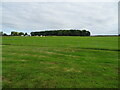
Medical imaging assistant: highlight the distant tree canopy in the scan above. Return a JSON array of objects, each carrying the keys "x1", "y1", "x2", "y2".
[
  {"x1": 0, "y1": 31, "x2": 8, "y2": 36},
  {"x1": 11, "y1": 31, "x2": 19, "y2": 36},
  {"x1": 19, "y1": 32, "x2": 24, "y2": 36},
  {"x1": 11, "y1": 31, "x2": 28, "y2": 36},
  {"x1": 0, "y1": 32, "x2": 3, "y2": 36},
  {"x1": 30, "y1": 29, "x2": 91, "y2": 36},
  {"x1": 24, "y1": 33, "x2": 28, "y2": 36}
]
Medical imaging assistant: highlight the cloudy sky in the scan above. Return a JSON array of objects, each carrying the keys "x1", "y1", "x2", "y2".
[{"x1": 1, "y1": 2, "x2": 118, "y2": 35}]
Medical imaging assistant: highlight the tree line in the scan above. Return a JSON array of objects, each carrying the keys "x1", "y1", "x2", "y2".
[
  {"x1": 0, "y1": 31, "x2": 28, "y2": 36},
  {"x1": 31, "y1": 29, "x2": 91, "y2": 36},
  {"x1": 0, "y1": 29, "x2": 91, "y2": 36}
]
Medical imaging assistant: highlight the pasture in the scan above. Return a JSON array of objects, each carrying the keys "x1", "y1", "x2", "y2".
[{"x1": 2, "y1": 36, "x2": 119, "y2": 88}]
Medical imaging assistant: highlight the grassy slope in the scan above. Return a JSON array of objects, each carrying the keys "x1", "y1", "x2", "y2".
[{"x1": 2, "y1": 36, "x2": 118, "y2": 88}]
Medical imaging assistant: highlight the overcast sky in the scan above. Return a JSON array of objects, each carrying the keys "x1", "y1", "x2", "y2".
[{"x1": 1, "y1": 2, "x2": 118, "y2": 35}]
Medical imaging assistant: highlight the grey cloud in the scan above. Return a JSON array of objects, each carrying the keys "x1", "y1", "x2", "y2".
[{"x1": 1, "y1": 2, "x2": 118, "y2": 35}]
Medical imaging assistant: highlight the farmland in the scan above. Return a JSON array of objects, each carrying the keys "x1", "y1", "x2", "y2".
[{"x1": 2, "y1": 36, "x2": 119, "y2": 88}]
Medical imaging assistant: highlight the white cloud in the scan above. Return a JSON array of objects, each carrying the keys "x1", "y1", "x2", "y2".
[{"x1": 1, "y1": 2, "x2": 118, "y2": 35}]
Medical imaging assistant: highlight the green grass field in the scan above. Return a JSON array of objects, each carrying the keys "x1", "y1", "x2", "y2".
[{"x1": 2, "y1": 36, "x2": 119, "y2": 88}]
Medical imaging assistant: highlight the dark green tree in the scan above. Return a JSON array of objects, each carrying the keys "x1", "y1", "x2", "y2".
[
  {"x1": 30, "y1": 29, "x2": 91, "y2": 36},
  {"x1": 24, "y1": 33, "x2": 28, "y2": 36},
  {"x1": 19, "y1": 32, "x2": 24, "y2": 36},
  {"x1": 0, "y1": 32, "x2": 3, "y2": 36},
  {"x1": 11, "y1": 31, "x2": 19, "y2": 36}
]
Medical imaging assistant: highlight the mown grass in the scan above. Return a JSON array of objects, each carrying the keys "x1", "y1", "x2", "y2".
[{"x1": 2, "y1": 36, "x2": 119, "y2": 88}]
